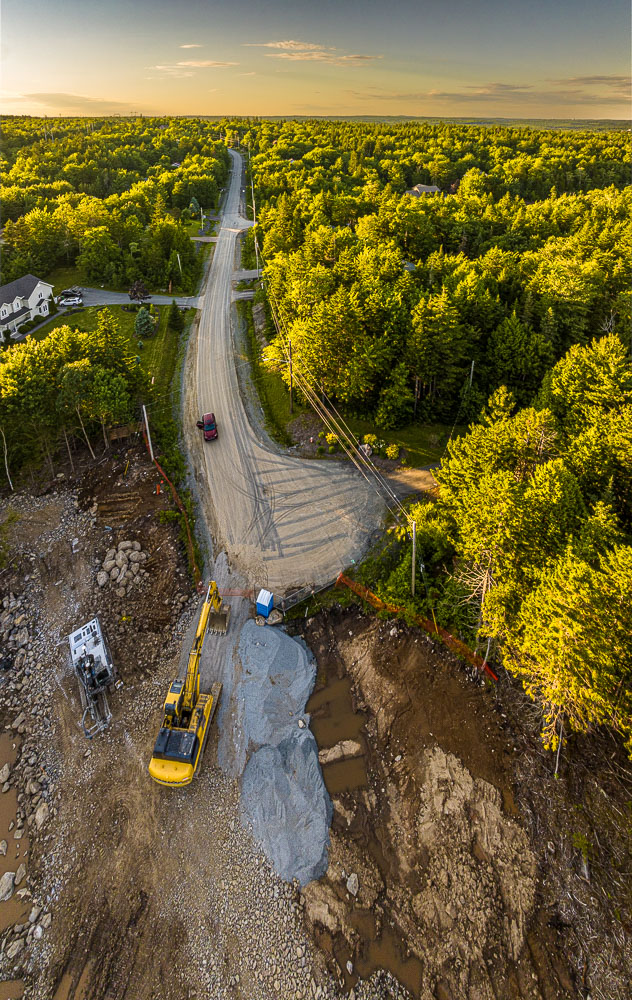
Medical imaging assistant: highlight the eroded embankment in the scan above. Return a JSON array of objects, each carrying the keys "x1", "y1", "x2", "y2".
[{"x1": 299, "y1": 607, "x2": 632, "y2": 1000}]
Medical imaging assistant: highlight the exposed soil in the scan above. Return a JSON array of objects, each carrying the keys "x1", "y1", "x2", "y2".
[
  {"x1": 1, "y1": 447, "x2": 630, "y2": 1000},
  {"x1": 0, "y1": 451, "x2": 403, "y2": 1000},
  {"x1": 302, "y1": 609, "x2": 632, "y2": 1000}
]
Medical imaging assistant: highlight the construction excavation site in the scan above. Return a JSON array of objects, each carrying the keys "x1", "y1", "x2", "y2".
[
  {"x1": 0, "y1": 439, "x2": 630, "y2": 1000},
  {"x1": 0, "y1": 153, "x2": 631, "y2": 1000}
]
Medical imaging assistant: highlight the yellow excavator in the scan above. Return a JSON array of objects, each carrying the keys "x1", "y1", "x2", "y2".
[{"x1": 148, "y1": 582, "x2": 228, "y2": 787}]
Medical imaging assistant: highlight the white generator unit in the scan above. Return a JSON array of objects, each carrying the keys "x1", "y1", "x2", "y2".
[{"x1": 68, "y1": 617, "x2": 122, "y2": 738}]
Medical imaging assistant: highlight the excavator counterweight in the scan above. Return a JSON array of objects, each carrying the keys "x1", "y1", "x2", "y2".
[{"x1": 148, "y1": 582, "x2": 225, "y2": 786}]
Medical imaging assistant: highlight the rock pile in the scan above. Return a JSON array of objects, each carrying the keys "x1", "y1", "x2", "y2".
[
  {"x1": 0, "y1": 591, "x2": 55, "y2": 972},
  {"x1": 96, "y1": 540, "x2": 149, "y2": 597}
]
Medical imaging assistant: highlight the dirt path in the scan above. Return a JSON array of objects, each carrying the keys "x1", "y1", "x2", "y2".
[{"x1": 182, "y1": 149, "x2": 387, "y2": 596}]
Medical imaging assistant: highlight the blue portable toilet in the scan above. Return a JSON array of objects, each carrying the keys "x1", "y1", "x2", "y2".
[{"x1": 256, "y1": 588, "x2": 273, "y2": 618}]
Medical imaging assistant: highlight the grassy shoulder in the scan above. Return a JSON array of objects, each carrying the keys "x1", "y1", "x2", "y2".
[{"x1": 237, "y1": 299, "x2": 308, "y2": 447}]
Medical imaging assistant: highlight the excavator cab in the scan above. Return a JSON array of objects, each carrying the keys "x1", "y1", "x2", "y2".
[{"x1": 163, "y1": 679, "x2": 185, "y2": 720}]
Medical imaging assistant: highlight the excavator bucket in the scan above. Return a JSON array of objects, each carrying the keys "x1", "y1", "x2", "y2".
[{"x1": 208, "y1": 602, "x2": 230, "y2": 635}]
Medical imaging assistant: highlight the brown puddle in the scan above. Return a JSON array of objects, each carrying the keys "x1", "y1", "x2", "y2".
[
  {"x1": 0, "y1": 983, "x2": 24, "y2": 1000},
  {"x1": 308, "y1": 674, "x2": 368, "y2": 795},
  {"x1": 0, "y1": 733, "x2": 30, "y2": 935},
  {"x1": 307, "y1": 654, "x2": 423, "y2": 995},
  {"x1": 52, "y1": 960, "x2": 95, "y2": 1000}
]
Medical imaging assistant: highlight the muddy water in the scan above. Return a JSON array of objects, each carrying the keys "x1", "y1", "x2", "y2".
[
  {"x1": 308, "y1": 675, "x2": 367, "y2": 793},
  {"x1": 0, "y1": 984, "x2": 24, "y2": 1000},
  {"x1": 0, "y1": 732, "x2": 29, "y2": 937},
  {"x1": 307, "y1": 657, "x2": 424, "y2": 996},
  {"x1": 52, "y1": 961, "x2": 94, "y2": 1000}
]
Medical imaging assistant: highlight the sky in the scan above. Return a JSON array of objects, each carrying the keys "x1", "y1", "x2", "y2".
[{"x1": 1, "y1": 0, "x2": 630, "y2": 119}]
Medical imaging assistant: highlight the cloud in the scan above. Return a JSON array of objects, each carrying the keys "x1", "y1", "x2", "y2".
[
  {"x1": 23, "y1": 92, "x2": 136, "y2": 114},
  {"x1": 180, "y1": 44, "x2": 202, "y2": 49},
  {"x1": 272, "y1": 52, "x2": 379, "y2": 64},
  {"x1": 552, "y1": 74, "x2": 631, "y2": 87},
  {"x1": 351, "y1": 78, "x2": 631, "y2": 109},
  {"x1": 243, "y1": 40, "x2": 327, "y2": 51},
  {"x1": 550, "y1": 75, "x2": 631, "y2": 97},
  {"x1": 244, "y1": 38, "x2": 380, "y2": 66},
  {"x1": 176, "y1": 60, "x2": 237, "y2": 67},
  {"x1": 151, "y1": 60, "x2": 238, "y2": 77},
  {"x1": 238, "y1": 72, "x2": 256, "y2": 77}
]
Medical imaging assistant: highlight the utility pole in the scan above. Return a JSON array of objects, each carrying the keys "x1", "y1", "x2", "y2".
[
  {"x1": 142, "y1": 405, "x2": 154, "y2": 462},
  {"x1": 411, "y1": 521, "x2": 416, "y2": 597},
  {"x1": 413, "y1": 376, "x2": 420, "y2": 418},
  {"x1": 469, "y1": 360, "x2": 475, "y2": 387},
  {"x1": 288, "y1": 339, "x2": 294, "y2": 414},
  {"x1": 176, "y1": 252, "x2": 183, "y2": 276}
]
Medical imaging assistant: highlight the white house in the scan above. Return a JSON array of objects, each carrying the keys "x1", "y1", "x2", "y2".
[{"x1": 0, "y1": 274, "x2": 54, "y2": 338}]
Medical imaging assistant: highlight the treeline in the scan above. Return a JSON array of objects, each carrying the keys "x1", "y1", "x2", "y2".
[
  {"x1": 245, "y1": 120, "x2": 631, "y2": 425},
  {"x1": 0, "y1": 117, "x2": 230, "y2": 292},
  {"x1": 0, "y1": 310, "x2": 144, "y2": 480},
  {"x1": 371, "y1": 334, "x2": 632, "y2": 755}
]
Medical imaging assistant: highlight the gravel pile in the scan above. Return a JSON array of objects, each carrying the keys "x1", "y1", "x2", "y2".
[{"x1": 235, "y1": 622, "x2": 332, "y2": 886}]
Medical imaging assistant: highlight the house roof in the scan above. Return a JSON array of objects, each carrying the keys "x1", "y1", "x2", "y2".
[
  {"x1": 407, "y1": 184, "x2": 441, "y2": 195},
  {"x1": 0, "y1": 274, "x2": 53, "y2": 306},
  {"x1": 0, "y1": 304, "x2": 30, "y2": 325}
]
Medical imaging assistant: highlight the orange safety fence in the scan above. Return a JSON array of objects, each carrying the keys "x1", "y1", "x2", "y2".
[
  {"x1": 336, "y1": 573, "x2": 498, "y2": 681},
  {"x1": 141, "y1": 426, "x2": 204, "y2": 593}
]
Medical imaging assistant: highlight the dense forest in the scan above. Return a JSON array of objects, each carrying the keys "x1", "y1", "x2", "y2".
[
  {"x1": 1, "y1": 114, "x2": 631, "y2": 755},
  {"x1": 245, "y1": 120, "x2": 630, "y2": 425},
  {"x1": 244, "y1": 119, "x2": 632, "y2": 754},
  {"x1": 0, "y1": 117, "x2": 229, "y2": 292}
]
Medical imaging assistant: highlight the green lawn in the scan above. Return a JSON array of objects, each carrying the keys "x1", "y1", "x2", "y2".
[
  {"x1": 343, "y1": 417, "x2": 463, "y2": 467},
  {"x1": 44, "y1": 264, "x2": 178, "y2": 298},
  {"x1": 29, "y1": 304, "x2": 192, "y2": 392}
]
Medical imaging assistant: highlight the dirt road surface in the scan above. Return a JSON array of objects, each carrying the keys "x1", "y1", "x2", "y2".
[{"x1": 183, "y1": 149, "x2": 389, "y2": 596}]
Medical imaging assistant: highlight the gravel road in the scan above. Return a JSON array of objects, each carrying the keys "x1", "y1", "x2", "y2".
[{"x1": 186, "y1": 149, "x2": 385, "y2": 596}]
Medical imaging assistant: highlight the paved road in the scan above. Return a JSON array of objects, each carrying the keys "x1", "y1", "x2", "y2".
[
  {"x1": 185, "y1": 150, "x2": 387, "y2": 596},
  {"x1": 79, "y1": 288, "x2": 201, "y2": 308}
]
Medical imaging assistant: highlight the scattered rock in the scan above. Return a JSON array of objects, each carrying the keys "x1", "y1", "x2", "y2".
[
  {"x1": 6, "y1": 938, "x2": 24, "y2": 959},
  {"x1": 0, "y1": 871, "x2": 15, "y2": 902},
  {"x1": 15, "y1": 863, "x2": 26, "y2": 886},
  {"x1": 34, "y1": 801, "x2": 49, "y2": 831},
  {"x1": 97, "y1": 571, "x2": 109, "y2": 588},
  {"x1": 346, "y1": 873, "x2": 359, "y2": 897},
  {"x1": 318, "y1": 741, "x2": 362, "y2": 766},
  {"x1": 0, "y1": 840, "x2": 7, "y2": 856},
  {"x1": 0, "y1": 762, "x2": 10, "y2": 783}
]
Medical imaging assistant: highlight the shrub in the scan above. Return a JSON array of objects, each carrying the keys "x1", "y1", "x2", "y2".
[
  {"x1": 318, "y1": 430, "x2": 325, "y2": 439},
  {"x1": 135, "y1": 307, "x2": 155, "y2": 339},
  {"x1": 328, "y1": 445, "x2": 336, "y2": 454},
  {"x1": 316, "y1": 445, "x2": 324, "y2": 456},
  {"x1": 325, "y1": 432, "x2": 337, "y2": 447},
  {"x1": 363, "y1": 433, "x2": 378, "y2": 447},
  {"x1": 385, "y1": 443, "x2": 400, "y2": 460}
]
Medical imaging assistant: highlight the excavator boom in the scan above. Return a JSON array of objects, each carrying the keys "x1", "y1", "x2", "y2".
[{"x1": 148, "y1": 581, "x2": 226, "y2": 787}]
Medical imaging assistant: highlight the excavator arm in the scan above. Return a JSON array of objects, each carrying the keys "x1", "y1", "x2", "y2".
[{"x1": 182, "y1": 582, "x2": 229, "y2": 710}]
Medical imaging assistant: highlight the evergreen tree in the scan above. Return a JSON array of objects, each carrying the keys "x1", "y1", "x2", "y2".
[{"x1": 135, "y1": 307, "x2": 155, "y2": 339}]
